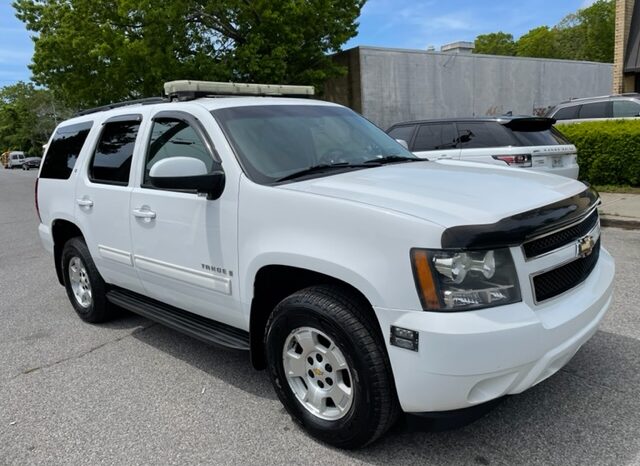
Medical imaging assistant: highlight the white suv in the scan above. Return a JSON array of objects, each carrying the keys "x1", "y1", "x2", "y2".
[
  {"x1": 36, "y1": 81, "x2": 614, "y2": 449},
  {"x1": 387, "y1": 117, "x2": 579, "y2": 179}
]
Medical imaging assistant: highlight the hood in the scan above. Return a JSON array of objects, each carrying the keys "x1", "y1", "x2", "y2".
[{"x1": 281, "y1": 160, "x2": 588, "y2": 228}]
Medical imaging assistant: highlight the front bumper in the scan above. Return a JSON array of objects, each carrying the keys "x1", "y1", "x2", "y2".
[{"x1": 374, "y1": 247, "x2": 615, "y2": 413}]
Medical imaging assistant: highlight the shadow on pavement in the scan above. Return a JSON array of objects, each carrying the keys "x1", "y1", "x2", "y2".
[{"x1": 130, "y1": 324, "x2": 640, "y2": 464}]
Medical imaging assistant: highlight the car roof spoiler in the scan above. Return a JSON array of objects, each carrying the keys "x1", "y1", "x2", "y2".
[{"x1": 500, "y1": 117, "x2": 557, "y2": 131}]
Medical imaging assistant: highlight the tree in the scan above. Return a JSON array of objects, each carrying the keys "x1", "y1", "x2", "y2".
[
  {"x1": 472, "y1": 0, "x2": 614, "y2": 62},
  {"x1": 516, "y1": 26, "x2": 559, "y2": 59},
  {"x1": 474, "y1": 32, "x2": 516, "y2": 56},
  {"x1": 557, "y1": 0, "x2": 615, "y2": 62},
  {"x1": 0, "y1": 82, "x2": 68, "y2": 156},
  {"x1": 13, "y1": 0, "x2": 365, "y2": 109}
]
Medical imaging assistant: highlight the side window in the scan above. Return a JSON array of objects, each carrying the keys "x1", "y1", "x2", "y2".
[
  {"x1": 40, "y1": 121, "x2": 93, "y2": 180},
  {"x1": 143, "y1": 118, "x2": 213, "y2": 186},
  {"x1": 89, "y1": 120, "x2": 141, "y2": 185},
  {"x1": 387, "y1": 125, "x2": 416, "y2": 145},
  {"x1": 456, "y1": 122, "x2": 515, "y2": 149},
  {"x1": 413, "y1": 123, "x2": 457, "y2": 151},
  {"x1": 578, "y1": 102, "x2": 610, "y2": 119},
  {"x1": 552, "y1": 105, "x2": 579, "y2": 120},
  {"x1": 613, "y1": 100, "x2": 640, "y2": 118}
]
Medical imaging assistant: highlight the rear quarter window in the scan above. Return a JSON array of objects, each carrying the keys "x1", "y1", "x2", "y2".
[{"x1": 40, "y1": 121, "x2": 93, "y2": 180}]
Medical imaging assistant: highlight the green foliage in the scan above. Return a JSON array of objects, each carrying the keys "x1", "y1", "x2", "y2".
[
  {"x1": 556, "y1": 0, "x2": 615, "y2": 63},
  {"x1": 558, "y1": 120, "x2": 640, "y2": 187},
  {"x1": 474, "y1": 32, "x2": 516, "y2": 56},
  {"x1": 0, "y1": 82, "x2": 69, "y2": 157},
  {"x1": 13, "y1": 0, "x2": 365, "y2": 109},
  {"x1": 473, "y1": 0, "x2": 614, "y2": 62},
  {"x1": 516, "y1": 26, "x2": 559, "y2": 58}
]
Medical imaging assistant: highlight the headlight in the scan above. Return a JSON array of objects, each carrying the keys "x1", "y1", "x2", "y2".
[{"x1": 410, "y1": 248, "x2": 521, "y2": 311}]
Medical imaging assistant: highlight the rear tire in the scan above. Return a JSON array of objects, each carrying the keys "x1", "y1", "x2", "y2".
[
  {"x1": 61, "y1": 237, "x2": 116, "y2": 323},
  {"x1": 22, "y1": 164, "x2": 28, "y2": 170},
  {"x1": 265, "y1": 285, "x2": 398, "y2": 449}
]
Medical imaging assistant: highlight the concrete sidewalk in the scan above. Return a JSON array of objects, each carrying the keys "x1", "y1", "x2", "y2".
[{"x1": 599, "y1": 192, "x2": 640, "y2": 229}]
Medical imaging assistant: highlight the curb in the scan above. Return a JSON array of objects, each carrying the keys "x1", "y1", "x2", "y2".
[{"x1": 600, "y1": 215, "x2": 640, "y2": 230}]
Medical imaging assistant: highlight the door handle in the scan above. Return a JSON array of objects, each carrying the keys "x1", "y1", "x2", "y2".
[
  {"x1": 132, "y1": 208, "x2": 156, "y2": 219},
  {"x1": 76, "y1": 198, "x2": 94, "y2": 207}
]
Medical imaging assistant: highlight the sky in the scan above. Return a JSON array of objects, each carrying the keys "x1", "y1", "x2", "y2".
[{"x1": 0, "y1": 0, "x2": 598, "y2": 87}]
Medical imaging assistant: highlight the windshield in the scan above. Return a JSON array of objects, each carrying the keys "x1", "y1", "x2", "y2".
[{"x1": 212, "y1": 105, "x2": 416, "y2": 184}]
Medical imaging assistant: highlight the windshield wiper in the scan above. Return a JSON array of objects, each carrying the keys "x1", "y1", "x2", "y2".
[
  {"x1": 363, "y1": 155, "x2": 423, "y2": 165},
  {"x1": 275, "y1": 163, "x2": 366, "y2": 182}
]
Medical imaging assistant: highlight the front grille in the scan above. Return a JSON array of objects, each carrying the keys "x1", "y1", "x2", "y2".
[
  {"x1": 523, "y1": 209, "x2": 599, "y2": 258},
  {"x1": 532, "y1": 239, "x2": 601, "y2": 302}
]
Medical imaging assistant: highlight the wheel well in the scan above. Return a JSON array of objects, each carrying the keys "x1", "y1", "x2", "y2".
[
  {"x1": 249, "y1": 265, "x2": 379, "y2": 370},
  {"x1": 52, "y1": 220, "x2": 84, "y2": 285}
]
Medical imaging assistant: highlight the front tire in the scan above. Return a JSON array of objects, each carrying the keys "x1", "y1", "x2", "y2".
[
  {"x1": 22, "y1": 164, "x2": 29, "y2": 170},
  {"x1": 265, "y1": 285, "x2": 398, "y2": 449},
  {"x1": 61, "y1": 237, "x2": 115, "y2": 323}
]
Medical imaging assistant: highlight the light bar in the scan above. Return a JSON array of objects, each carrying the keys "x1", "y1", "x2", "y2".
[{"x1": 164, "y1": 80, "x2": 315, "y2": 99}]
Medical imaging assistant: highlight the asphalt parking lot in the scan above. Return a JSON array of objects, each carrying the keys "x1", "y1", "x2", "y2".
[{"x1": 1, "y1": 168, "x2": 639, "y2": 465}]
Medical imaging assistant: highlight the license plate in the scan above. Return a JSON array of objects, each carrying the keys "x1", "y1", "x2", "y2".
[{"x1": 552, "y1": 156, "x2": 564, "y2": 168}]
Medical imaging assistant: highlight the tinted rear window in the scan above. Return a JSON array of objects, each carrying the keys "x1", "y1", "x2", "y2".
[
  {"x1": 40, "y1": 121, "x2": 93, "y2": 180},
  {"x1": 387, "y1": 125, "x2": 416, "y2": 144},
  {"x1": 511, "y1": 127, "x2": 571, "y2": 146},
  {"x1": 89, "y1": 120, "x2": 141, "y2": 185},
  {"x1": 552, "y1": 105, "x2": 579, "y2": 120},
  {"x1": 457, "y1": 122, "x2": 516, "y2": 148}
]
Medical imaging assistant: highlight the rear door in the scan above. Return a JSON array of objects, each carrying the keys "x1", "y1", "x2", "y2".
[
  {"x1": 577, "y1": 101, "x2": 612, "y2": 121},
  {"x1": 411, "y1": 123, "x2": 460, "y2": 160},
  {"x1": 455, "y1": 122, "x2": 520, "y2": 166},
  {"x1": 74, "y1": 114, "x2": 145, "y2": 294}
]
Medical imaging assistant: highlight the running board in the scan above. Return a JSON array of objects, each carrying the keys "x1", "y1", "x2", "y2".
[{"x1": 106, "y1": 289, "x2": 250, "y2": 351}]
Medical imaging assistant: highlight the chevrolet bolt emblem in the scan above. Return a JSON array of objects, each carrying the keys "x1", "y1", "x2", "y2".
[
  {"x1": 577, "y1": 234, "x2": 595, "y2": 257},
  {"x1": 313, "y1": 368, "x2": 324, "y2": 377}
]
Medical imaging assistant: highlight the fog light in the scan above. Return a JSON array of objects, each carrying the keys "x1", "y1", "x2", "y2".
[{"x1": 390, "y1": 326, "x2": 419, "y2": 352}]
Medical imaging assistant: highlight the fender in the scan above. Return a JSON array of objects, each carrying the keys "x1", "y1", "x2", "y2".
[{"x1": 242, "y1": 252, "x2": 384, "y2": 311}]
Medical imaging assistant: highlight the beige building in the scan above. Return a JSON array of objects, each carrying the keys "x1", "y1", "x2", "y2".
[{"x1": 614, "y1": 0, "x2": 640, "y2": 92}]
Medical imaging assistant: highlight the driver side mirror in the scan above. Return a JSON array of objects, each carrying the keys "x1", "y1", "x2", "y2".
[
  {"x1": 149, "y1": 157, "x2": 225, "y2": 200},
  {"x1": 395, "y1": 139, "x2": 409, "y2": 149}
]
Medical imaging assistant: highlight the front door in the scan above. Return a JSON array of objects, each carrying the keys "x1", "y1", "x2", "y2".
[
  {"x1": 129, "y1": 111, "x2": 241, "y2": 328},
  {"x1": 412, "y1": 123, "x2": 460, "y2": 160}
]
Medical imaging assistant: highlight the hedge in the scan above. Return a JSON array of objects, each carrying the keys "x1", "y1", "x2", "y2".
[{"x1": 557, "y1": 119, "x2": 640, "y2": 187}]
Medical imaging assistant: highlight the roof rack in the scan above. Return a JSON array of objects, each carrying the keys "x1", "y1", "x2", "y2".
[
  {"x1": 164, "y1": 80, "x2": 315, "y2": 101},
  {"x1": 74, "y1": 97, "x2": 167, "y2": 117},
  {"x1": 561, "y1": 92, "x2": 640, "y2": 104}
]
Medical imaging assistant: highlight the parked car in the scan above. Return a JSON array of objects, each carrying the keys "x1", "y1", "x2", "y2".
[
  {"x1": 36, "y1": 80, "x2": 614, "y2": 449},
  {"x1": 22, "y1": 157, "x2": 41, "y2": 170},
  {"x1": 4, "y1": 151, "x2": 26, "y2": 169},
  {"x1": 387, "y1": 116, "x2": 579, "y2": 179},
  {"x1": 546, "y1": 94, "x2": 640, "y2": 123}
]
